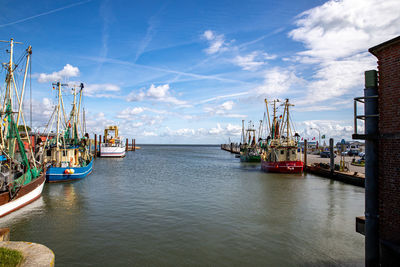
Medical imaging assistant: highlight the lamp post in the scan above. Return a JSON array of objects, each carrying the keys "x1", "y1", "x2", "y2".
[{"x1": 310, "y1": 128, "x2": 321, "y2": 149}]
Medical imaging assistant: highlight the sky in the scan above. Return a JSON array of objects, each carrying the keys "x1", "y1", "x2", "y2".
[{"x1": 0, "y1": 0, "x2": 399, "y2": 144}]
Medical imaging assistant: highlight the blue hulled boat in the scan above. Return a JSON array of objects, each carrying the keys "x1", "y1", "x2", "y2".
[
  {"x1": 44, "y1": 82, "x2": 93, "y2": 183},
  {"x1": 46, "y1": 157, "x2": 93, "y2": 182}
]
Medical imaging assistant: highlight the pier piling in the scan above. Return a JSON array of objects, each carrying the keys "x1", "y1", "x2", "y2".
[
  {"x1": 94, "y1": 134, "x2": 97, "y2": 158},
  {"x1": 126, "y1": 138, "x2": 128, "y2": 151},
  {"x1": 134, "y1": 139, "x2": 136, "y2": 151},
  {"x1": 99, "y1": 135, "x2": 102, "y2": 157}
]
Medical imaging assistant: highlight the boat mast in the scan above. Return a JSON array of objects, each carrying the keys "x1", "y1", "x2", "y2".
[
  {"x1": 55, "y1": 82, "x2": 61, "y2": 150},
  {"x1": 72, "y1": 86, "x2": 77, "y2": 142},
  {"x1": 76, "y1": 83, "x2": 83, "y2": 137},
  {"x1": 264, "y1": 99, "x2": 271, "y2": 134},
  {"x1": 241, "y1": 120, "x2": 245, "y2": 144},
  {"x1": 16, "y1": 46, "x2": 32, "y2": 126},
  {"x1": 272, "y1": 100, "x2": 277, "y2": 138},
  {"x1": 257, "y1": 120, "x2": 262, "y2": 141}
]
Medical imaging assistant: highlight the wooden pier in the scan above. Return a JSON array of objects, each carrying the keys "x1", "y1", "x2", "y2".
[{"x1": 221, "y1": 143, "x2": 240, "y2": 154}]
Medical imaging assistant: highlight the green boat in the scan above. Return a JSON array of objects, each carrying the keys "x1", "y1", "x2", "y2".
[{"x1": 239, "y1": 120, "x2": 261, "y2": 163}]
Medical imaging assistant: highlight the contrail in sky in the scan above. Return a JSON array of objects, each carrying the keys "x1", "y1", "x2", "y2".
[{"x1": 0, "y1": 0, "x2": 93, "y2": 28}]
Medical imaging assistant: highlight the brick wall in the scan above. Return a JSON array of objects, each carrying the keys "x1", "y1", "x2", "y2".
[{"x1": 372, "y1": 40, "x2": 400, "y2": 243}]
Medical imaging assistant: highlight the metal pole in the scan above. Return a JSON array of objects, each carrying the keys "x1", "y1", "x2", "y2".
[
  {"x1": 330, "y1": 138, "x2": 334, "y2": 175},
  {"x1": 126, "y1": 138, "x2": 128, "y2": 152},
  {"x1": 304, "y1": 139, "x2": 307, "y2": 167},
  {"x1": 133, "y1": 139, "x2": 136, "y2": 151},
  {"x1": 99, "y1": 135, "x2": 102, "y2": 157},
  {"x1": 364, "y1": 70, "x2": 379, "y2": 266}
]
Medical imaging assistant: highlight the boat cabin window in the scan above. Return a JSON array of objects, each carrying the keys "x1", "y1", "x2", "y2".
[
  {"x1": 63, "y1": 150, "x2": 68, "y2": 156},
  {"x1": 280, "y1": 150, "x2": 284, "y2": 155},
  {"x1": 47, "y1": 150, "x2": 51, "y2": 156},
  {"x1": 292, "y1": 150, "x2": 295, "y2": 155}
]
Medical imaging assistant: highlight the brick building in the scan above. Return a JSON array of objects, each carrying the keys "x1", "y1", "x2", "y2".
[{"x1": 368, "y1": 36, "x2": 400, "y2": 265}]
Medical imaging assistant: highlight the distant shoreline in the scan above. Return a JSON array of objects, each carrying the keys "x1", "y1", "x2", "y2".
[{"x1": 136, "y1": 144, "x2": 220, "y2": 146}]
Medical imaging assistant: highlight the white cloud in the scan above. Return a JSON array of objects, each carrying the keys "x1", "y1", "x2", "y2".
[
  {"x1": 255, "y1": 67, "x2": 303, "y2": 96},
  {"x1": 203, "y1": 100, "x2": 246, "y2": 118},
  {"x1": 289, "y1": 0, "x2": 400, "y2": 61},
  {"x1": 288, "y1": 0, "x2": 400, "y2": 104},
  {"x1": 116, "y1": 107, "x2": 145, "y2": 119},
  {"x1": 199, "y1": 92, "x2": 249, "y2": 104},
  {"x1": 161, "y1": 123, "x2": 241, "y2": 138},
  {"x1": 220, "y1": 101, "x2": 234, "y2": 111},
  {"x1": 143, "y1": 131, "x2": 158, "y2": 137},
  {"x1": 23, "y1": 98, "x2": 55, "y2": 130},
  {"x1": 202, "y1": 30, "x2": 229, "y2": 54},
  {"x1": 296, "y1": 120, "x2": 357, "y2": 142},
  {"x1": 234, "y1": 51, "x2": 277, "y2": 71},
  {"x1": 127, "y1": 84, "x2": 189, "y2": 106},
  {"x1": 84, "y1": 83, "x2": 120, "y2": 97},
  {"x1": 38, "y1": 64, "x2": 79, "y2": 83},
  {"x1": 209, "y1": 123, "x2": 241, "y2": 136},
  {"x1": 132, "y1": 122, "x2": 144, "y2": 127},
  {"x1": 85, "y1": 111, "x2": 117, "y2": 135}
]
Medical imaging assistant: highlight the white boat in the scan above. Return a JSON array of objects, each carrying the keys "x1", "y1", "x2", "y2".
[
  {"x1": 0, "y1": 38, "x2": 46, "y2": 217},
  {"x1": 100, "y1": 126, "x2": 126, "y2": 157}
]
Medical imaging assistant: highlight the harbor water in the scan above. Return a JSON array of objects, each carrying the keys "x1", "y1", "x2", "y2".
[{"x1": 0, "y1": 145, "x2": 364, "y2": 266}]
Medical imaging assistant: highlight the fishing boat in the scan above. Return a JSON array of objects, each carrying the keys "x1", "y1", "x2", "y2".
[
  {"x1": 239, "y1": 120, "x2": 261, "y2": 162},
  {"x1": 100, "y1": 126, "x2": 126, "y2": 157},
  {"x1": 261, "y1": 99, "x2": 303, "y2": 173},
  {"x1": 0, "y1": 39, "x2": 46, "y2": 217},
  {"x1": 44, "y1": 82, "x2": 93, "y2": 182}
]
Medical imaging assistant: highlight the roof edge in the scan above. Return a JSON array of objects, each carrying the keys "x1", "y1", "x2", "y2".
[{"x1": 369, "y1": 36, "x2": 400, "y2": 57}]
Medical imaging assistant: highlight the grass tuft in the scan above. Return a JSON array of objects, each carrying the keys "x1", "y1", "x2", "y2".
[{"x1": 0, "y1": 247, "x2": 23, "y2": 267}]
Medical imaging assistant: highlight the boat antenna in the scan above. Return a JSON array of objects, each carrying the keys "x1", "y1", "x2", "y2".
[{"x1": 29, "y1": 48, "x2": 32, "y2": 129}]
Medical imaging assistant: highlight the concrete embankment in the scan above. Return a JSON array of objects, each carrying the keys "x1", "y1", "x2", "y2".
[
  {"x1": 221, "y1": 143, "x2": 240, "y2": 154},
  {"x1": 0, "y1": 228, "x2": 55, "y2": 266}
]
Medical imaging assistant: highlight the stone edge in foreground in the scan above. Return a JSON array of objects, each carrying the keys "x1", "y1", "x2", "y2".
[{"x1": 0, "y1": 241, "x2": 55, "y2": 267}]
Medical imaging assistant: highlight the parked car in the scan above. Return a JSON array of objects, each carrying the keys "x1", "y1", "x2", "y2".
[
  {"x1": 348, "y1": 149, "x2": 360, "y2": 156},
  {"x1": 358, "y1": 152, "x2": 365, "y2": 157},
  {"x1": 320, "y1": 151, "x2": 336, "y2": 158}
]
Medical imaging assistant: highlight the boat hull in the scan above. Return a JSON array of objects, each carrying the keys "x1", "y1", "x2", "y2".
[
  {"x1": 0, "y1": 172, "x2": 46, "y2": 217},
  {"x1": 261, "y1": 160, "x2": 304, "y2": 173},
  {"x1": 100, "y1": 146, "x2": 126, "y2": 158},
  {"x1": 46, "y1": 158, "x2": 94, "y2": 182},
  {"x1": 240, "y1": 155, "x2": 261, "y2": 162}
]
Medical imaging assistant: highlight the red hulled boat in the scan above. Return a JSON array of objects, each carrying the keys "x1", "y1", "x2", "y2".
[{"x1": 261, "y1": 99, "x2": 304, "y2": 174}]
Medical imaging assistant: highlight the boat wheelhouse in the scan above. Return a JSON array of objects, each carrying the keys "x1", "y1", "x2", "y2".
[{"x1": 100, "y1": 126, "x2": 126, "y2": 158}]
